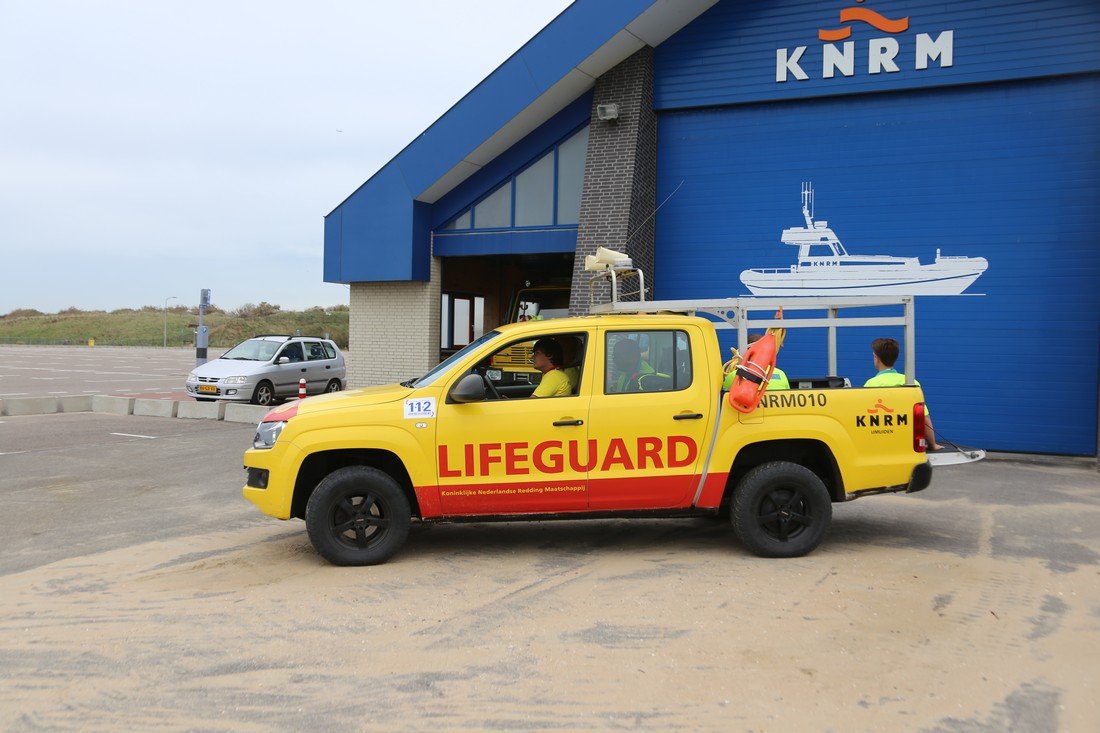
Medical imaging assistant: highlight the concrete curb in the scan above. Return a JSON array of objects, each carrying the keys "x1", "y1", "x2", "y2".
[
  {"x1": 224, "y1": 403, "x2": 270, "y2": 424},
  {"x1": 92, "y1": 395, "x2": 135, "y2": 415},
  {"x1": 134, "y1": 398, "x2": 178, "y2": 418},
  {"x1": 59, "y1": 395, "x2": 94, "y2": 412},
  {"x1": 2, "y1": 396, "x2": 60, "y2": 416},
  {"x1": 1, "y1": 395, "x2": 277, "y2": 426},
  {"x1": 177, "y1": 400, "x2": 227, "y2": 420}
]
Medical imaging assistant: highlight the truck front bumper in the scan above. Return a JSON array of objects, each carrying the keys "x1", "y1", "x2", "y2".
[
  {"x1": 242, "y1": 443, "x2": 303, "y2": 519},
  {"x1": 906, "y1": 461, "x2": 933, "y2": 493}
]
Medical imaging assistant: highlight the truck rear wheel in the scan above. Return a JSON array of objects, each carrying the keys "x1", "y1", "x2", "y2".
[
  {"x1": 732, "y1": 461, "x2": 831, "y2": 558},
  {"x1": 305, "y1": 466, "x2": 411, "y2": 566}
]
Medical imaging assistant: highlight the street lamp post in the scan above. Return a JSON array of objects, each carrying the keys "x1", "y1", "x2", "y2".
[{"x1": 163, "y1": 296, "x2": 177, "y2": 347}]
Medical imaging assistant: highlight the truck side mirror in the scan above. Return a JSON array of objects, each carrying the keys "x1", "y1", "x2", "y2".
[{"x1": 450, "y1": 373, "x2": 487, "y2": 403}]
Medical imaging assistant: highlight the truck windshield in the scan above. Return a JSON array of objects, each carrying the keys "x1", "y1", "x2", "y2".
[{"x1": 413, "y1": 330, "x2": 502, "y2": 388}]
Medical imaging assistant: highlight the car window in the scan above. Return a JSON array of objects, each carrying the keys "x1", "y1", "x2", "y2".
[
  {"x1": 222, "y1": 339, "x2": 281, "y2": 361},
  {"x1": 305, "y1": 341, "x2": 328, "y2": 360},
  {"x1": 322, "y1": 342, "x2": 337, "y2": 359},
  {"x1": 279, "y1": 342, "x2": 304, "y2": 363},
  {"x1": 605, "y1": 330, "x2": 691, "y2": 394}
]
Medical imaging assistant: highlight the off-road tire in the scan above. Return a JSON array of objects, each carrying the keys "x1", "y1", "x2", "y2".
[
  {"x1": 305, "y1": 466, "x2": 411, "y2": 566},
  {"x1": 732, "y1": 461, "x2": 831, "y2": 558}
]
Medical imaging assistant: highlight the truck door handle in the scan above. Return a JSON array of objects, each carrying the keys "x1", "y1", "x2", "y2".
[
  {"x1": 553, "y1": 419, "x2": 584, "y2": 427},
  {"x1": 673, "y1": 413, "x2": 704, "y2": 420}
]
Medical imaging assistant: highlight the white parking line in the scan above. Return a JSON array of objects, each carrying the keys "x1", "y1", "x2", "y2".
[{"x1": 110, "y1": 433, "x2": 159, "y2": 439}]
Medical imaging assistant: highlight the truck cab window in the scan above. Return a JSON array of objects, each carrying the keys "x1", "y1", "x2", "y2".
[{"x1": 605, "y1": 330, "x2": 691, "y2": 394}]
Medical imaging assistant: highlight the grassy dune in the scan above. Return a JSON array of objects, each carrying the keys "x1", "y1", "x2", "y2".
[{"x1": 0, "y1": 305, "x2": 350, "y2": 348}]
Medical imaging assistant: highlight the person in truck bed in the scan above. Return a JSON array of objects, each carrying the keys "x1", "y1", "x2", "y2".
[
  {"x1": 723, "y1": 333, "x2": 791, "y2": 391},
  {"x1": 866, "y1": 337, "x2": 940, "y2": 451}
]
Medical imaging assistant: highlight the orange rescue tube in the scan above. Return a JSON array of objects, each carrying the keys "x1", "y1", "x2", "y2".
[{"x1": 727, "y1": 332, "x2": 778, "y2": 413}]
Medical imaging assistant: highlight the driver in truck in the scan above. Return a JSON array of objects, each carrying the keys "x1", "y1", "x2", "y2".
[{"x1": 530, "y1": 337, "x2": 573, "y2": 398}]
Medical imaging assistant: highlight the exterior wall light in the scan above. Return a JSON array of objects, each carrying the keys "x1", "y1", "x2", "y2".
[{"x1": 596, "y1": 103, "x2": 620, "y2": 122}]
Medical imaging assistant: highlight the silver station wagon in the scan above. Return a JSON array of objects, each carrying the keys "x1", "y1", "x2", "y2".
[{"x1": 185, "y1": 335, "x2": 345, "y2": 406}]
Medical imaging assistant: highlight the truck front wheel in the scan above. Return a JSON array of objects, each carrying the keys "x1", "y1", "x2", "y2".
[
  {"x1": 305, "y1": 466, "x2": 411, "y2": 566},
  {"x1": 732, "y1": 461, "x2": 831, "y2": 558}
]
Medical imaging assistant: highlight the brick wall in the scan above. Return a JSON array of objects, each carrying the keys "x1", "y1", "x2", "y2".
[
  {"x1": 569, "y1": 47, "x2": 657, "y2": 314},
  {"x1": 347, "y1": 257, "x2": 441, "y2": 387}
]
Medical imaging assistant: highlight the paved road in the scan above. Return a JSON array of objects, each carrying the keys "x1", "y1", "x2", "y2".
[
  {"x1": 1, "y1": 411, "x2": 1098, "y2": 731},
  {"x1": 0, "y1": 344, "x2": 225, "y2": 401}
]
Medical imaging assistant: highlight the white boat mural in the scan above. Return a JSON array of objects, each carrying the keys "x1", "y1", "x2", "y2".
[{"x1": 739, "y1": 184, "x2": 988, "y2": 296}]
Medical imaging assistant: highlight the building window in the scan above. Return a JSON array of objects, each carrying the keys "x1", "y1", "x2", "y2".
[
  {"x1": 440, "y1": 210, "x2": 471, "y2": 230},
  {"x1": 440, "y1": 125, "x2": 589, "y2": 231},
  {"x1": 441, "y1": 293, "x2": 485, "y2": 353},
  {"x1": 556, "y1": 126, "x2": 588, "y2": 225},
  {"x1": 514, "y1": 151, "x2": 554, "y2": 227},
  {"x1": 473, "y1": 182, "x2": 511, "y2": 229}
]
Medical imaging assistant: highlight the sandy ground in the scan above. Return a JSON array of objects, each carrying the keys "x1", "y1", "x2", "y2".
[{"x1": 0, "y1": 412, "x2": 1097, "y2": 731}]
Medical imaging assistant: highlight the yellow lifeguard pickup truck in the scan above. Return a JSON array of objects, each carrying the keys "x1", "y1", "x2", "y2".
[{"x1": 243, "y1": 289, "x2": 935, "y2": 566}]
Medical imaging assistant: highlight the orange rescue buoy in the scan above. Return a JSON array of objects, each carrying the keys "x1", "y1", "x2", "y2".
[{"x1": 727, "y1": 332, "x2": 778, "y2": 413}]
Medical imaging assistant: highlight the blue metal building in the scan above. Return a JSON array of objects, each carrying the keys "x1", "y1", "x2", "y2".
[{"x1": 325, "y1": 0, "x2": 1100, "y2": 457}]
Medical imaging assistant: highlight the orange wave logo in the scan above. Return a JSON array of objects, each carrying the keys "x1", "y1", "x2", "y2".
[
  {"x1": 819, "y1": 2, "x2": 910, "y2": 42},
  {"x1": 866, "y1": 399, "x2": 895, "y2": 414}
]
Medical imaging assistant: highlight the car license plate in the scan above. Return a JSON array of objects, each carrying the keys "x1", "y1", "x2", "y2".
[{"x1": 197, "y1": 385, "x2": 218, "y2": 394}]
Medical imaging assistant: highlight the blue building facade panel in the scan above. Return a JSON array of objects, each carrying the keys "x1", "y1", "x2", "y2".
[
  {"x1": 654, "y1": 73, "x2": 1100, "y2": 455},
  {"x1": 432, "y1": 228, "x2": 578, "y2": 257},
  {"x1": 326, "y1": 165, "x2": 431, "y2": 282},
  {"x1": 654, "y1": 0, "x2": 1100, "y2": 110}
]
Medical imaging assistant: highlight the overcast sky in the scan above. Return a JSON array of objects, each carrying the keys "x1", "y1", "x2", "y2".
[{"x1": 0, "y1": 0, "x2": 573, "y2": 314}]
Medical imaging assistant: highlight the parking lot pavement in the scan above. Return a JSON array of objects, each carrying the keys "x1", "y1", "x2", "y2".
[
  {"x1": 0, "y1": 412, "x2": 260, "y2": 573},
  {"x1": 0, "y1": 344, "x2": 224, "y2": 401},
  {"x1": 1, "y1": 412, "x2": 1098, "y2": 731}
]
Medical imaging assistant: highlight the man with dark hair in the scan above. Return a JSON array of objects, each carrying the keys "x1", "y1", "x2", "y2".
[
  {"x1": 865, "y1": 337, "x2": 939, "y2": 450},
  {"x1": 531, "y1": 337, "x2": 572, "y2": 398}
]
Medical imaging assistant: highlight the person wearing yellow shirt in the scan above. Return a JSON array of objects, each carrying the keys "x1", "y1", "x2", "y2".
[
  {"x1": 531, "y1": 338, "x2": 574, "y2": 397},
  {"x1": 722, "y1": 333, "x2": 790, "y2": 391},
  {"x1": 864, "y1": 337, "x2": 939, "y2": 450}
]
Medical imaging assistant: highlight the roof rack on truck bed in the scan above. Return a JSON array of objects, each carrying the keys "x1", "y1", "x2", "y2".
[{"x1": 586, "y1": 260, "x2": 916, "y2": 383}]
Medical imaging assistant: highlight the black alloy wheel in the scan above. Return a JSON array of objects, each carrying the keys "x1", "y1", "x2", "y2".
[
  {"x1": 305, "y1": 466, "x2": 411, "y2": 566},
  {"x1": 732, "y1": 461, "x2": 831, "y2": 558}
]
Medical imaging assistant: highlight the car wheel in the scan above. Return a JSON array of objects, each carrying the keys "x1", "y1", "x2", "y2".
[
  {"x1": 325, "y1": 379, "x2": 342, "y2": 393},
  {"x1": 732, "y1": 461, "x2": 831, "y2": 558},
  {"x1": 305, "y1": 466, "x2": 411, "y2": 566},
  {"x1": 251, "y1": 380, "x2": 275, "y2": 406}
]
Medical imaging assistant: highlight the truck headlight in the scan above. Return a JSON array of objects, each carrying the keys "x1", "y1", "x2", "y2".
[{"x1": 253, "y1": 420, "x2": 286, "y2": 449}]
